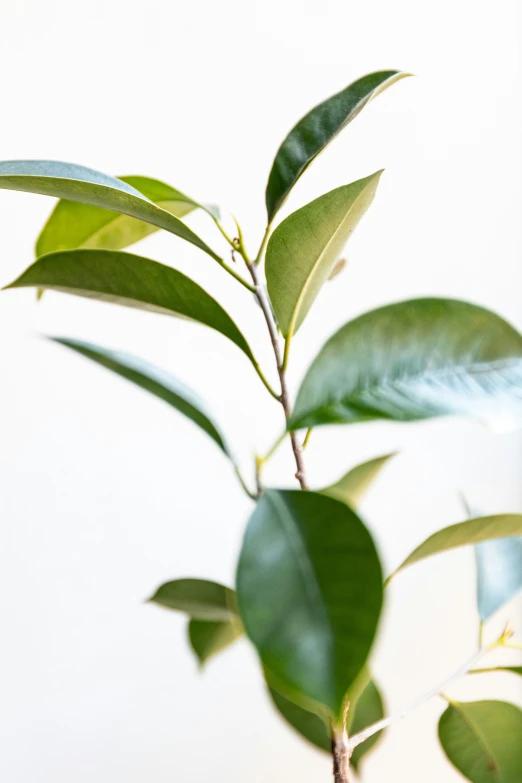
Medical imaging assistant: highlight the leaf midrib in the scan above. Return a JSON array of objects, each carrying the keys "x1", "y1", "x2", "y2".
[
  {"x1": 287, "y1": 178, "x2": 376, "y2": 338},
  {"x1": 451, "y1": 704, "x2": 501, "y2": 779}
]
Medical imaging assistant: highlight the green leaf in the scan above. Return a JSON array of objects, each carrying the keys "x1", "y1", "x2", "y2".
[
  {"x1": 266, "y1": 173, "x2": 382, "y2": 337},
  {"x1": 475, "y1": 536, "x2": 522, "y2": 622},
  {"x1": 439, "y1": 700, "x2": 522, "y2": 782},
  {"x1": 393, "y1": 514, "x2": 522, "y2": 576},
  {"x1": 236, "y1": 490, "x2": 383, "y2": 718},
  {"x1": 349, "y1": 679, "x2": 386, "y2": 771},
  {"x1": 290, "y1": 299, "x2": 522, "y2": 431},
  {"x1": 149, "y1": 579, "x2": 238, "y2": 621},
  {"x1": 321, "y1": 454, "x2": 395, "y2": 508},
  {"x1": 469, "y1": 667, "x2": 522, "y2": 678},
  {"x1": 268, "y1": 685, "x2": 331, "y2": 752},
  {"x1": 0, "y1": 161, "x2": 218, "y2": 260},
  {"x1": 188, "y1": 618, "x2": 243, "y2": 667},
  {"x1": 5, "y1": 249, "x2": 255, "y2": 362},
  {"x1": 36, "y1": 176, "x2": 198, "y2": 256},
  {"x1": 52, "y1": 338, "x2": 232, "y2": 458},
  {"x1": 268, "y1": 677, "x2": 384, "y2": 769},
  {"x1": 265, "y1": 71, "x2": 409, "y2": 220}
]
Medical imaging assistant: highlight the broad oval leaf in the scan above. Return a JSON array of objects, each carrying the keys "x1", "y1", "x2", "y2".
[
  {"x1": 236, "y1": 489, "x2": 383, "y2": 718},
  {"x1": 475, "y1": 537, "x2": 522, "y2": 622},
  {"x1": 0, "y1": 161, "x2": 218, "y2": 260},
  {"x1": 188, "y1": 618, "x2": 243, "y2": 667},
  {"x1": 439, "y1": 700, "x2": 522, "y2": 782},
  {"x1": 290, "y1": 299, "x2": 522, "y2": 431},
  {"x1": 268, "y1": 677, "x2": 384, "y2": 771},
  {"x1": 393, "y1": 514, "x2": 522, "y2": 576},
  {"x1": 265, "y1": 71, "x2": 409, "y2": 220},
  {"x1": 52, "y1": 338, "x2": 232, "y2": 457},
  {"x1": 5, "y1": 249, "x2": 254, "y2": 361},
  {"x1": 266, "y1": 173, "x2": 382, "y2": 337},
  {"x1": 149, "y1": 579, "x2": 238, "y2": 621},
  {"x1": 321, "y1": 453, "x2": 395, "y2": 508},
  {"x1": 36, "y1": 176, "x2": 198, "y2": 256}
]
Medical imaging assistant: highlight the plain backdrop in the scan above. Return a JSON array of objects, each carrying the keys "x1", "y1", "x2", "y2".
[{"x1": 0, "y1": 0, "x2": 521, "y2": 781}]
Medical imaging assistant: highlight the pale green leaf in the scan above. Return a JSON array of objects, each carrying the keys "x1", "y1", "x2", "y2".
[
  {"x1": 439, "y1": 700, "x2": 522, "y2": 782},
  {"x1": 266, "y1": 173, "x2": 382, "y2": 337},
  {"x1": 321, "y1": 454, "x2": 395, "y2": 508},
  {"x1": 0, "y1": 161, "x2": 218, "y2": 260}
]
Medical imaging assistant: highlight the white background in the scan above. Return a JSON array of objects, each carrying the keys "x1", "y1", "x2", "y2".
[{"x1": 0, "y1": 0, "x2": 521, "y2": 780}]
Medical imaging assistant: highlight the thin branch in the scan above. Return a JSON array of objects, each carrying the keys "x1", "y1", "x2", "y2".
[
  {"x1": 246, "y1": 260, "x2": 309, "y2": 490},
  {"x1": 348, "y1": 641, "x2": 499, "y2": 751},
  {"x1": 332, "y1": 728, "x2": 353, "y2": 783}
]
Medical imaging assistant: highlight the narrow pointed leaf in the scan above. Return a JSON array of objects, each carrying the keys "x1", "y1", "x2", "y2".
[
  {"x1": 475, "y1": 536, "x2": 522, "y2": 622},
  {"x1": 266, "y1": 173, "x2": 382, "y2": 337},
  {"x1": 236, "y1": 490, "x2": 383, "y2": 718},
  {"x1": 321, "y1": 454, "x2": 395, "y2": 508},
  {"x1": 5, "y1": 249, "x2": 255, "y2": 361},
  {"x1": 290, "y1": 299, "x2": 522, "y2": 431},
  {"x1": 469, "y1": 667, "x2": 522, "y2": 678},
  {"x1": 266, "y1": 71, "x2": 409, "y2": 220},
  {"x1": 149, "y1": 579, "x2": 238, "y2": 621},
  {"x1": 188, "y1": 618, "x2": 243, "y2": 666},
  {"x1": 394, "y1": 514, "x2": 522, "y2": 576},
  {"x1": 52, "y1": 338, "x2": 232, "y2": 457},
  {"x1": 439, "y1": 700, "x2": 522, "y2": 782},
  {"x1": 0, "y1": 161, "x2": 218, "y2": 260},
  {"x1": 36, "y1": 176, "x2": 198, "y2": 256}
]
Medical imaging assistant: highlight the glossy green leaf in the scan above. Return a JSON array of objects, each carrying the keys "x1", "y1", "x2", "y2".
[
  {"x1": 290, "y1": 299, "x2": 522, "y2": 431},
  {"x1": 6, "y1": 249, "x2": 254, "y2": 361},
  {"x1": 149, "y1": 579, "x2": 238, "y2": 621},
  {"x1": 268, "y1": 677, "x2": 384, "y2": 770},
  {"x1": 469, "y1": 667, "x2": 522, "y2": 678},
  {"x1": 393, "y1": 514, "x2": 522, "y2": 576},
  {"x1": 321, "y1": 453, "x2": 395, "y2": 508},
  {"x1": 0, "y1": 161, "x2": 218, "y2": 260},
  {"x1": 236, "y1": 489, "x2": 383, "y2": 718},
  {"x1": 349, "y1": 679, "x2": 385, "y2": 771},
  {"x1": 36, "y1": 176, "x2": 198, "y2": 256},
  {"x1": 188, "y1": 618, "x2": 243, "y2": 667},
  {"x1": 265, "y1": 71, "x2": 409, "y2": 220},
  {"x1": 475, "y1": 536, "x2": 522, "y2": 622},
  {"x1": 52, "y1": 338, "x2": 232, "y2": 457},
  {"x1": 439, "y1": 700, "x2": 522, "y2": 782},
  {"x1": 266, "y1": 173, "x2": 382, "y2": 337}
]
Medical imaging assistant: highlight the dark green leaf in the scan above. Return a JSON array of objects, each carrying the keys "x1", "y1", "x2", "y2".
[
  {"x1": 188, "y1": 618, "x2": 243, "y2": 667},
  {"x1": 36, "y1": 176, "x2": 198, "y2": 256},
  {"x1": 266, "y1": 173, "x2": 382, "y2": 337},
  {"x1": 290, "y1": 299, "x2": 522, "y2": 431},
  {"x1": 268, "y1": 676, "x2": 384, "y2": 769},
  {"x1": 321, "y1": 454, "x2": 395, "y2": 508},
  {"x1": 469, "y1": 667, "x2": 522, "y2": 678},
  {"x1": 0, "y1": 161, "x2": 218, "y2": 260},
  {"x1": 52, "y1": 338, "x2": 232, "y2": 457},
  {"x1": 236, "y1": 490, "x2": 383, "y2": 718},
  {"x1": 265, "y1": 71, "x2": 409, "y2": 220},
  {"x1": 393, "y1": 514, "x2": 522, "y2": 576},
  {"x1": 439, "y1": 700, "x2": 522, "y2": 782},
  {"x1": 268, "y1": 686, "x2": 331, "y2": 752},
  {"x1": 349, "y1": 679, "x2": 385, "y2": 771},
  {"x1": 149, "y1": 579, "x2": 238, "y2": 621},
  {"x1": 6, "y1": 249, "x2": 255, "y2": 361}
]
